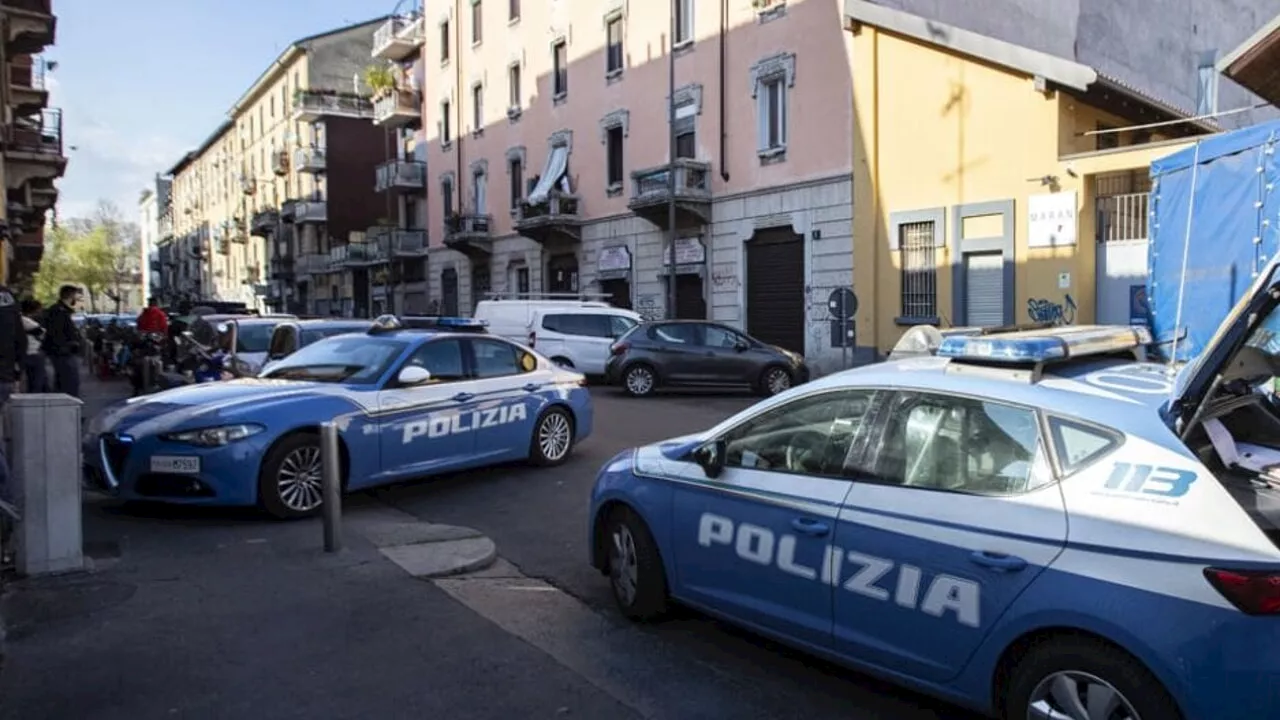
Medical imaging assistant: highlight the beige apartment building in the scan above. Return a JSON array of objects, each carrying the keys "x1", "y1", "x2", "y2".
[
  {"x1": 421, "y1": 0, "x2": 855, "y2": 370},
  {"x1": 1, "y1": 0, "x2": 64, "y2": 290},
  {"x1": 158, "y1": 18, "x2": 389, "y2": 315}
]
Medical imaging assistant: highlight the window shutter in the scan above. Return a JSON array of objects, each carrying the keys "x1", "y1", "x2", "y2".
[{"x1": 756, "y1": 88, "x2": 768, "y2": 151}]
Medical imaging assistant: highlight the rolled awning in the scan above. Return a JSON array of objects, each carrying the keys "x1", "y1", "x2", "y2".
[{"x1": 527, "y1": 146, "x2": 569, "y2": 204}]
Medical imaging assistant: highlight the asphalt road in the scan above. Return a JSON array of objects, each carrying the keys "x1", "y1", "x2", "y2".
[{"x1": 377, "y1": 387, "x2": 984, "y2": 720}]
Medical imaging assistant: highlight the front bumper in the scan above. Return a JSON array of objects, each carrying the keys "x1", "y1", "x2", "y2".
[{"x1": 82, "y1": 430, "x2": 271, "y2": 506}]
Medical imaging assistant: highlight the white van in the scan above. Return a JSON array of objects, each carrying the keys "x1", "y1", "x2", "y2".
[{"x1": 472, "y1": 298, "x2": 641, "y2": 374}]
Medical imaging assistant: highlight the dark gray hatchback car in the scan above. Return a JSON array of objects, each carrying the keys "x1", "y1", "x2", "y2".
[{"x1": 603, "y1": 320, "x2": 809, "y2": 397}]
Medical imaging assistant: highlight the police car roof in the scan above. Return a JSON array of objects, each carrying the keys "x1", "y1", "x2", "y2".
[{"x1": 812, "y1": 356, "x2": 1175, "y2": 439}]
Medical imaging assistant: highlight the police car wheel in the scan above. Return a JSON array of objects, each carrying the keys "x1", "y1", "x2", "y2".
[
  {"x1": 623, "y1": 364, "x2": 657, "y2": 397},
  {"x1": 607, "y1": 507, "x2": 668, "y2": 621},
  {"x1": 1004, "y1": 636, "x2": 1182, "y2": 720},
  {"x1": 259, "y1": 434, "x2": 328, "y2": 520},
  {"x1": 759, "y1": 366, "x2": 792, "y2": 396},
  {"x1": 529, "y1": 407, "x2": 575, "y2": 466}
]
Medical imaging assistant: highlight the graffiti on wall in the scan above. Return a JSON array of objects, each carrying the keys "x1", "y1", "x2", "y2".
[
  {"x1": 635, "y1": 294, "x2": 662, "y2": 321},
  {"x1": 1027, "y1": 294, "x2": 1077, "y2": 325},
  {"x1": 711, "y1": 271, "x2": 740, "y2": 290}
]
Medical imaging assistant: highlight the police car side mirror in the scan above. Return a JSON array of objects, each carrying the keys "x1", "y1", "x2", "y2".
[
  {"x1": 397, "y1": 366, "x2": 433, "y2": 387},
  {"x1": 691, "y1": 439, "x2": 726, "y2": 479}
]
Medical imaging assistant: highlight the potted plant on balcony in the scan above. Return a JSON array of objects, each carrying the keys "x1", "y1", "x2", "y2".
[{"x1": 364, "y1": 64, "x2": 396, "y2": 99}]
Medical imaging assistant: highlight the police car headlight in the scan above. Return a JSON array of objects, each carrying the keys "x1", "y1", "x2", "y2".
[{"x1": 162, "y1": 423, "x2": 264, "y2": 447}]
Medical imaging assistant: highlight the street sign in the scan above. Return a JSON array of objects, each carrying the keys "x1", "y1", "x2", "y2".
[
  {"x1": 828, "y1": 288, "x2": 857, "y2": 320},
  {"x1": 830, "y1": 318, "x2": 856, "y2": 348}
]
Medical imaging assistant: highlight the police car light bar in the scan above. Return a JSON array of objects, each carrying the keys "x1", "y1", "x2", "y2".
[{"x1": 936, "y1": 325, "x2": 1152, "y2": 364}]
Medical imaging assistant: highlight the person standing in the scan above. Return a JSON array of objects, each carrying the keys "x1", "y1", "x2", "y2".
[
  {"x1": 41, "y1": 285, "x2": 82, "y2": 398},
  {"x1": 136, "y1": 297, "x2": 168, "y2": 334},
  {"x1": 19, "y1": 299, "x2": 47, "y2": 393}
]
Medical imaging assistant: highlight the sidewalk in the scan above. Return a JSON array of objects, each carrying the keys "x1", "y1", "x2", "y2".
[{"x1": 0, "y1": 374, "x2": 637, "y2": 719}]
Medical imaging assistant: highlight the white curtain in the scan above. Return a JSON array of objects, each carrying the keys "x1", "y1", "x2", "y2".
[
  {"x1": 528, "y1": 146, "x2": 568, "y2": 204},
  {"x1": 474, "y1": 172, "x2": 487, "y2": 214}
]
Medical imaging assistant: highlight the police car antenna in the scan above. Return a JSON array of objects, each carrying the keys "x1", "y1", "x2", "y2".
[{"x1": 1167, "y1": 139, "x2": 1202, "y2": 394}]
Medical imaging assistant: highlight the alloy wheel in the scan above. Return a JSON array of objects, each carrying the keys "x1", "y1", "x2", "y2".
[
  {"x1": 626, "y1": 367, "x2": 654, "y2": 395},
  {"x1": 537, "y1": 412, "x2": 572, "y2": 462},
  {"x1": 1027, "y1": 670, "x2": 1141, "y2": 720},
  {"x1": 766, "y1": 368, "x2": 792, "y2": 395},
  {"x1": 610, "y1": 524, "x2": 639, "y2": 606},
  {"x1": 277, "y1": 445, "x2": 324, "y2": 513}
]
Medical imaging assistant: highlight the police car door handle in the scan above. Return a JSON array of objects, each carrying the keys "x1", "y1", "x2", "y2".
[
  {"x1": 790, "y1": 517, "x2": 830, "y2": 536},
  {"x1": 451, "y1": 392, "x2": 475, "y2": 402},
  {"x1": 969, "y1": 551, "x2": 1027, "y2": 572}
]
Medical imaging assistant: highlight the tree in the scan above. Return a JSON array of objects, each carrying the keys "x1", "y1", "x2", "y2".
[
  {"x1": 29, "y1": 200, "x2": 141, "y2": 311},
  {"x1": 30, "y1": 224, "x2": 77, "y2": 305}
]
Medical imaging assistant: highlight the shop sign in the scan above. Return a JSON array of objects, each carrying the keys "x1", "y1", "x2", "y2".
[
  {"x1": 664, "y1": 237, "x2": 706, "y2": 266},
  {"x1": 1028, "y1": 192, "x2": 1078, "y2": 248}
]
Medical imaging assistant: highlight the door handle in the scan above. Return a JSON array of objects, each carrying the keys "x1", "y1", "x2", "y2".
[
  {"x1": 522, "y1": 383, "x2": 539, "y2": 392},
  {"x1": 790, "y1": 517, "x2": 830, "y2": 536},
  {"x1": 969, "y1": 551, "x2": 1027, "y2": 572},
  {"x1": 451, "y1": 392, "x2": 475, "y2": 402}
]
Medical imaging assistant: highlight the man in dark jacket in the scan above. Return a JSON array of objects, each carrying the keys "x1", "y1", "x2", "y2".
[{"x1": 41, "y1": 284, "x2": 82, "y2": 398}]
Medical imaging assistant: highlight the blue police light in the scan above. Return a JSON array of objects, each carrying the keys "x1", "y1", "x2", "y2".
[{"x1": 936, "y1": 325, "x2": 1152, "y2": 364}]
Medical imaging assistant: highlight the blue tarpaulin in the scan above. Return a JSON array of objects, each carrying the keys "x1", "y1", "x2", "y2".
[{"x1": 1148, "y1": 120, "x2": 1280, "y2": 361}]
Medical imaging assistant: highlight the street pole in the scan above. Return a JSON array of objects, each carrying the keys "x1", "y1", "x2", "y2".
[
  {"x1": 666, "y1": 0, "x2": 678, "y2": 320},
  {"x1": 320, "y1": 421, "x2": 343, "y2": 553}
]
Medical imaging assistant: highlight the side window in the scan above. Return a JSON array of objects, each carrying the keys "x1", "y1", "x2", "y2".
[
  {"x1": 1048, "y1": 416, "x2": 1121, "y2": 473},
  {"x1": 541, "y1": 314, "x2": 566, "y2": 333},
  {"x1": 873, "y1": 392, "x2": 1051, "y2": 495},
  {"x1": 579, "y1": 315, "x2": 612, "y2": 338},
  {"x1": 720, "y1": 390, "x2": 875, "y2": 477},
  {"x1": 704, "y1": 325, "x2": 743, "y2": 348},
  {"x1": 609, "y1": 315, "x2": 637, "y2": 338},
  {"x1": 471, "y1": 338, "x2": 534, "y2": 378},
  {"x1": 403, "y1": 339, "x2": 466, "y2": 382},
  {"x1": 651, "y1": 323, "x2": 698, "y2": 344},
  {"x1": 268, "y1": 327, "x2": 295, "y2": 358}
]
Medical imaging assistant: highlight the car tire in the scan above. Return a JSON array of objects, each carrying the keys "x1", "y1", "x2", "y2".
[
  {"x1": 622, "y1": 363, "x2": 658, "y2": 397},
  {"x1": 528, "y1": 407, "x2": 575, "y2": 466},
  {"x1": 606, "y1": 507, "x2": 669, "y2": 621},
  {"x1": 758, "y1": 365, "x2": 793, "y2": 396},
  {"x1": 1003, "y1": 635, "x2": 1183, "y2": 720},
  {"x1": 258, "y1": 432, "x2": 329, "y2": 520}
]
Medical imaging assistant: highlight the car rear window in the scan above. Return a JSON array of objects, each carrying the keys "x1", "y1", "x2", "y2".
[{"x1": 1048, "y1": 416, "x2": 1123, "y2": 473}]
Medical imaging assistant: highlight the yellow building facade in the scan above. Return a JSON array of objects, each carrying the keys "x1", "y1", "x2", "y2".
[{"x1": 844, "y1": 0, "x2": 1213, "y2": 356}]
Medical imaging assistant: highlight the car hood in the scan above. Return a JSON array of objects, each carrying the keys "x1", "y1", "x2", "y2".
[{"x1": 89, "y1": 378, "x2": 333, "y2": 437}]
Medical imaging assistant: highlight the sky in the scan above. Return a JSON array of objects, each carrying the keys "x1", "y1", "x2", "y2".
[{"x1": 50, "y1": 0, "x2": 405, "y2": 225}]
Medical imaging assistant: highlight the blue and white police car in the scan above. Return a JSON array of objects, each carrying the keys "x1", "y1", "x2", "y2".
[
  {"x1": 588, "y1": 266, "x2": 1280, "y2": 719},
  {"x1": 85, "y1": 315, "x2": 592, "y2": 518}
]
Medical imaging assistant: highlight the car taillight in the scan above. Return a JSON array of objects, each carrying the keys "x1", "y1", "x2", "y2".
[
  {"x1": 1204, "y1": 568, "x2": 1280, "y2": 614},
  {"x1": 610, "y1": 342, "x2": 630, "y2": 355},
  {"x1": 527, "y1": 332, "x2": 536, "y2": 347}
]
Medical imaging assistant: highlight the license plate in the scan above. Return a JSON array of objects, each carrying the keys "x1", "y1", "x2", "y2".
[{"x1": 150, "y1": 455, "x2": 200, "y2": 474}]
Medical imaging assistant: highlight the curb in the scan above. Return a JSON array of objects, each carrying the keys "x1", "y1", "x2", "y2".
[{"x1": 345, "y1": 505, "x2": 499, "y2": 579}]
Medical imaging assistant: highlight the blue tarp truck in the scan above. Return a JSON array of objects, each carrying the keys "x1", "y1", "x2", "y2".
[{"x1": 1148, "y1": 119, "x2": 1280, "y2": 361}]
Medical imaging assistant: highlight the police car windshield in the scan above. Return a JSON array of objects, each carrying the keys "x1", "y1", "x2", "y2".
[
  {"x1": 260, "y1": 336, "x2": 406, "y2": 384},
  {"x1": 300, "y1": 326, "x2": 366, "y2": 345}
]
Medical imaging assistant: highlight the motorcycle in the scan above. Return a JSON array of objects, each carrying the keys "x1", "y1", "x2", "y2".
[
  {"x1": 163, "y1": 332, "x2": 232, "y2": 387},
  {"x1": 129, "y1": 332, "x2": 167, "y2": 395}
]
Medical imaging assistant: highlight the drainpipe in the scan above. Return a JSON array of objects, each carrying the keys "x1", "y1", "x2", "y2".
[{"x1": 719, "y1": 0, "x2": 729, "y2": 182}]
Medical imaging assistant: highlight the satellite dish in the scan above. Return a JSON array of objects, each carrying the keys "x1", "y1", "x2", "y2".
[{"x1": 888, "y1": 325, "x2": 944, "y2": 361}]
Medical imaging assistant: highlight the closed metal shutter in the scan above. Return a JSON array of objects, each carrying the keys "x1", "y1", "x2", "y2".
[
  {"x1": 965, "y1": 253, "x2": 1004, "y2": 326},
  {"x1": 746, "y1": 229, "x2": 805, "y2": 352},
  {"x1": 404, "y1": 292, "x2": 427, "y2": 314}
]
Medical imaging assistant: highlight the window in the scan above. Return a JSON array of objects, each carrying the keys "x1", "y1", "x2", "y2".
[
  {"x1": 441, "y1": 99, "x2": 452, "y2": 144},
  {"x1": 440, "y1": 20, "x2": 450, "y2": 62},
  {"x1": 472, "y1": 83, "x2": 484, "y2": 130},
  {"x1": 758, "y1": 76, "x2": 788, "y2": 152},
  {"x1": 1095, "y1": 123, "x2": 1119, "y2": 151},
  {"x1": 441, "y1": 177, "x2": 454, "y2": 216},
  {"x1": 674, "y1": 0, "x2": 693, "y2": 45},
  {"x1": 609, "y1": 315, "x2": 638, "y2": 338},
  {"x1": 471, "y1": 0, "x2": 483, "y2": 44},
  {"x1": 703, "y1": 325, "x2": 746, "y2": 348},
  {"x1": 674, "y1": 102, "x2": 696, "y2": 159},
  {"x1": 404, "y1": 339, "x2": 466, "y2": 382},
  {"x1": 1196, "y1": 50, "x2": 1219, "y2": 116},
  {"x1": 899, "y1": 221, "x2": 937, "y2": 318},
  {"x1": 508, "y1": 64, "x2": 521, "y2": 108},
  {"x1": 541, "y1": 313, "x2": 631, "y2": 338},
  {"x1": 515, "y1": 266, "x2": 530, "y2": 294},
  {"x1": 472, "y1": 338, "x2": 532, "y2": 378},
  {"x1": 606, "y1": 125, "x2": 624, "y2": 188},
  {"x1": 553, "y1": 40, "x2": 568, "y2": 97},
  {"x1": 509, "y1": 0, "x2": 519, "y2": 21},
  {"x1": 1049, "y1": 417, "x2": 1121, "y2": 473},
  {"x1": 473, "y1": 169, "x2": 487, "y2": 214},
  {"x1": 873, "y1": 392, "x2": 1051, "y2": 495},
  {"x1": 721, "y1": 390, "x2": 873, "y2": 477},
  {"x1": 606, "y1": 17, "x2": 623, "y2": 75},
  {"x1": 509, "y1": 156, "x2": 523, "y2": 209},
  {"x1": 651, "y1": 323, "x2": 698, "y2": 344}
]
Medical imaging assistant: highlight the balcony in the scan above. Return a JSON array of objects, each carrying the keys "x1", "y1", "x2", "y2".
[
  {"x1": 269, "y1": 257, "x2": 294, "y2": 281},
  {"x1": 2, "y1": 0, "x2": 55, "y2": 56},
  {"x1": 372, "y1": 14, "x2": 424, "y2": 61},
  {"x1": 295, "y1": 146, "x2": 325, "y2": 174},
  {"x1": 23, "y1": 176, "x2": 57, "y2": 211},
  {"x1": 296, "y1": 254, "x2": 329, "y2": 277},
  {"x1": 340, "y1": 240, "x2": 386, "y2": 267},
  {"x1": 8, "y1": 57, "x2": 48, "y2": 115},
  {"x1": 4, "y1": 108, "x2": 66, "y2": 189},
  {"x1": 628, "y1": 159, "x2": 713, "y2": 229},
  {"x1": 294, "y1": 198, "x2": 327, "y2": 224},
  {"x1": 444, "y1": 213, "x2": 493, "y2": 258},
  {"x1": 292, "y1": 90, "x2": 375, "y2": 123},
  {"x1": 270, "y1": 149, "x2": 289, "y2": 176},
  {"x1": 514, "y1": 193, "x2": 583, "y2": 246},
  {"x1": 250, "y1": 208, "x2": 279, "y2": 236},
  {"x1": 390, "y1": 229, "x2": 428, "y2": 257},
  {"x1": 375, "y1": 159, "x2": 425, "y2": 193},
  {"x1": 373, "y1": 89, "x2": 421, "y2": 128}
]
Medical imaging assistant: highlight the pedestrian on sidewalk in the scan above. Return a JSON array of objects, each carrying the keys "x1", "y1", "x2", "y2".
[
  {"x1": 19, "y1": 299, "x2": 48, "y2": 393},
  {"x1": 41, "y1": 284, "x2": 83, "y2": 399}
]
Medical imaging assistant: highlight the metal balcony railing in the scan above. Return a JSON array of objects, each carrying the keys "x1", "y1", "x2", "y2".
[
  {"x1": 517, "y1": 193, "x2": 581, "y2": 222},
  {"x1": 631, "y1": 159, "x2": 711, "y2": 202},
  {"x1": 446, "y1": 214, "x2": 492, "y2": 236},
  {"x1": 296, "y1": 254, "x2": 330, "y2": 275},
  {"x1": 392, "y1": 229, "x2": 427, "y2": 254},
  {"x1": 8, "y1": 57, "x2": 46, "y2": 90},
  {"x1": 7, "y1": 107, "x2": 62, "y2": 156},
  {"x1": 375, "y1": 160, "x2": 426, "y2": 191},
  {"x1": 373, "y1": 14, "x2": 425, "y2": 59},
  {"x1": 373, "y1": 90, "x2": 421, "y2": 125},
  {"x1": 295, "y1": 146, "x2": 326, "y2": 172},
  {"x1": 293, "y1": 90, "x2": 375, "y2": 119}
]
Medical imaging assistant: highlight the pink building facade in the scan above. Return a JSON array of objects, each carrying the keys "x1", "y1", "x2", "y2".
[{"x1": 416, "y1": 0, "x2": 854, "y2": 369}]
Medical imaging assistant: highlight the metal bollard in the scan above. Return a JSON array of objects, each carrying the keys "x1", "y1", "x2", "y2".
[{"x1": 319, "y1": 421, "x2": 343, "y2": 552}]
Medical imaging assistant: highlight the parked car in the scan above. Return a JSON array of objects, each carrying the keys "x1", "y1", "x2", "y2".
[
  {"x1": 528, "y1": 307, "x2": 641, "y2": 374},
  {"x1": 188, "y1": 314, "x2": 296, "y2": 377},
  {"x1": 605, "y1": 320, "x2": 809, "y2": 397},
  {"x1": 263, "y1": 319, "x2": 377, "y2": 373},
  {"x1": 474, "y1": 297, "x2": 614, "y2": 339}
]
